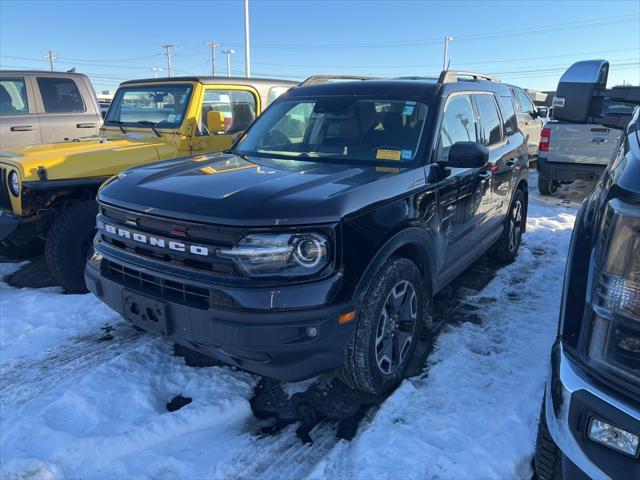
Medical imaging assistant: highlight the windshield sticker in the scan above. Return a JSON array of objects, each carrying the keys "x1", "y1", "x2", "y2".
[
  {"x1": 402, "y1": 101, "x2": 416, "y2": 116},
  {"x1": 401, "y1": 149, "x2": 413, "y2": 160},
  {"x1": 376, "y1": 149, "x2": 402, "y2": 161},
  {"x1": 167, "y1": 114, "x2": 176, "y2": 122}
]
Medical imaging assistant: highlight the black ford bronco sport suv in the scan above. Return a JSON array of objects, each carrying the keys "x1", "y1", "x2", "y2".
[
  {"x1": 533, "y1": 61, "x2": 640, "y2": 480},
  {"x1": 86, "y1": 71, "x2": 529, "y2": 394}
]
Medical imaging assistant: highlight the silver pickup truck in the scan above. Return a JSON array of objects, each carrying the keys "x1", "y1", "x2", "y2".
[
  {"x1": 0, "y1": 71, "x2": 102, "y2": 149},
  {"x1": 537, "y1": 74, "x2": 637, "y2": 195}
]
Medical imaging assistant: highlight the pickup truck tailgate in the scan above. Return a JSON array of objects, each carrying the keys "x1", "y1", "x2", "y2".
[{"x1": 546, "y1": 122, "x2": 619, "y2": 165}]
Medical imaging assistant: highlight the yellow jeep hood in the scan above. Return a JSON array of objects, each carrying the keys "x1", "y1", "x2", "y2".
[{"x1": 0, "y1": 134, "x2": 177, "y2": 181}]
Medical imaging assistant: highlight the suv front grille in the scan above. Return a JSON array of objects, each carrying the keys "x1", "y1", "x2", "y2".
[
  {"x1": 98, "y1": 203, "x2": 242, "y2": 277},
  {"x1": 0, "y1": 167, "x2": 13, "y2": 211}
]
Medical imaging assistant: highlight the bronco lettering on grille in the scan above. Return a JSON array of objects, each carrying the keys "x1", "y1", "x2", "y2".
[{"x1": 102, "y1": 223, "x2": 210, "y2": 256}]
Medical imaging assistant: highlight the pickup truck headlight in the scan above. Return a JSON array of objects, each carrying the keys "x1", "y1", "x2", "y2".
[
  {"x1": 587, "y1": 199, "x2": 640, "y2": 386},
  {"x1": 8, "y1": 170, "x2": 20, "y2": 196},
  {"x1": 218, "y1": 232, "x2": 330, "y2": 277}
]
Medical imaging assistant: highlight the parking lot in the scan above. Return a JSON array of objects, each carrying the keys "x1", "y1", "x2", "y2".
[{"x1": 0, "y1": 174, "x2": 592, "y2": 479}]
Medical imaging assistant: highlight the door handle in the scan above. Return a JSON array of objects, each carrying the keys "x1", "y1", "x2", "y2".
[
  {"x1": 506, "y1": 158, "x2": 517, "y2": 167},
  {"x1": 76, "y1": 123, "x2": 97, "y2": 128},
  {"x1": 478, "y1": 171, "x2": 492, "y2": 179},
  {"x1": 10, "y1": 125, "x2": 34, "y2": 131}
]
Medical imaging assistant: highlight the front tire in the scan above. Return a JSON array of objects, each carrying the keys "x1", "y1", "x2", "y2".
[
  {"x1": 45, "y1": 201, "x2": 98, "y2": 293},
  {"x1": 489, "y1": 189, "x2": 526, "y2": 264},
  {"x1": 538, "y1": 175, "x2": 559, "y2": 195},
  {"x1": 534, "y1": 399, "x2": 563, "y2": 480},
  {"x1": 339, "y1": 257, "x2": 427, "y2": 395}
]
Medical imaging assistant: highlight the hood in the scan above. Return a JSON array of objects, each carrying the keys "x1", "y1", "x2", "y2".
[
  {"x1": 0, "y1": 132, "x2": 170, "y2": 181},
  {"x1": 98, "y1": 153, "x2": 426, "y2": 226}
]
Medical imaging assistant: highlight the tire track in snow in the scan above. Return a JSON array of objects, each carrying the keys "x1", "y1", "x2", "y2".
[
  {"x1": 216, "y1": 422, "x2": 339, "y2": 480},
  {"x1": 0, "y1": 322, "x2": 149, "y2": 427}
]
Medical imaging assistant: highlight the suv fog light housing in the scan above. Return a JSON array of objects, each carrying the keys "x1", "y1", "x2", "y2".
[
  {"x1": 588, "y1": 418, "x2": 639, "y2": 456},
  {"x1": 8, "y1": 170, "x2": 20, "y2": 196}
]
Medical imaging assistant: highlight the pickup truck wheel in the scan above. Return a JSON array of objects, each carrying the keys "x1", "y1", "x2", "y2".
[
  {"x1": 538, "y1": 175, "x2": 559, "y2": 195},
  {"x1": 0, "y1": 238, "x2": 44, "y2": 259},
  {"x1": 45, "y1": 201, "x2": 98, "y2": 293},
  {"x1": 534, "y1": 399, "x2": 563, "y2": 480},
  {"x1": 489, "y1": 189, "x2": 526, "y2": 263},
  {"x1": 338, "y1": 257, "x2": 426, "y2": 395}
]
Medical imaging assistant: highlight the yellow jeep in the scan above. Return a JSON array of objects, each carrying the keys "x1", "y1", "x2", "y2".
[{"x1": 0, "y1": 76, "x2": 296, "y2": 291}]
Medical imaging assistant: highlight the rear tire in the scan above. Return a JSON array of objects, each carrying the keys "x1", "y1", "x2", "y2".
[
  {"x1": 338, "y1": 257, "x2": 427, "y2": 395},
  {"x1": 538, "y1": 175, "x2": 559, "y2": 195},
  {"x1": 0, "y1": 237, "x2": 44, "y2": 259},
  {"x1": 534, "y1": 399, "x2": 563, "y2": 480},
  {"x1": 45, "y1": 201, "x2": 98, "y2": 293},
  {"x1": 489, "y1": 189, "x2": 526, "y2": 264}
]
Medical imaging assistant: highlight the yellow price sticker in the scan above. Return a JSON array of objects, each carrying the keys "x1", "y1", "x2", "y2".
[{"x1": 376, "y1": 149, "x2": 402, "y2": 161}]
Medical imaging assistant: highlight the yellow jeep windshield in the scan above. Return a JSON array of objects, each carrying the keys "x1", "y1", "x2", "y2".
[{"x1": 105, "y1": 83, "x2": 193, "y2": 129}]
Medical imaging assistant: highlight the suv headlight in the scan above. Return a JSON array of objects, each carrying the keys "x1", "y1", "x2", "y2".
[
  {"x1": 8, "y1": 170, "x2": 20, "y2": 196},
  {"x1": 218, "y1": 232, "x2": 330, "y2": 277},
  {"x1": 587, "y1": 199, "x2": 640, "y2": 387}
]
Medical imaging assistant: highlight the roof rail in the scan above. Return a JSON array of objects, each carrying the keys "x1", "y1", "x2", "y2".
[
  {"x1": 299, "y1": 75, "x2": 378, "y2": 86},
  {"x1": 438, "y1": 70, "x2": 500, "y2": 84}
]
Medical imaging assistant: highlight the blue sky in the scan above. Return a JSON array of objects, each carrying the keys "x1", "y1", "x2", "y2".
[{"x1": 1, "y1": 0, "x2": 638, "y2": 92}]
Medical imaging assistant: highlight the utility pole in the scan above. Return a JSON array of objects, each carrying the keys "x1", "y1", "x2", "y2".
[
  {"x1": 207, "y1": 41, "x2": 220, "y2": 76},
  {"x1": 223, "y1": 49, "x2": 235, "y2": 77},
  {"x1": 162, "y1": 44, "x2": 174, "y2": 77},
  {"x1": 442, "y1": 36, "x2": 453, "y2": 71},
  {"x1": 151, "y1": 67, "x2": 163, "y2": 78},
  {"x1": 244, "y1": 0, "x2": 251, "y2": 78},
  {"x1": 45, "y1": 50, "x2": 56, "y2": 71}
]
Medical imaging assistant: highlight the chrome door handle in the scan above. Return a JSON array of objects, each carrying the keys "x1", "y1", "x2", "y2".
[
  {"x1": 10, "y1": 125, "x2": 34, "y2": 131},
  {"x1": 76, "y1": 123, "x2": 97, "y2": 128}
]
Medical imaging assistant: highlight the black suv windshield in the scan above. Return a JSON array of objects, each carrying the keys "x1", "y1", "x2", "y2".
[
  {"x1": 234, "y1": 96, "x2": 428, "y2": 164},
  {"x1": 105, "y1": 83, "x2": 193, "y2": 129}
]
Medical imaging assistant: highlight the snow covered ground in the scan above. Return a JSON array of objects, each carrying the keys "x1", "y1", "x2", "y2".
[{"x1": 0, "y1": 178, "x2": 589, "y2": 480}]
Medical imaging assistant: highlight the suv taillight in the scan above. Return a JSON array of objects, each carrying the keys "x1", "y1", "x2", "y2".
[{"x1": 539, "y1": 127, "x2": 551, "y2": 152}]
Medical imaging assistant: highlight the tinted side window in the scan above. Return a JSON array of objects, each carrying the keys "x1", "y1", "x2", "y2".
[
  {"x1": 515, "y1": 89, "x2": 534, "y2": 115},
  {"x1": 201, "y1": 89, "x2": 256, "y2": 134},
  {"x1": 37, "y1": 77, "x2": 85, "y2": 113},
  {"x1": 475, "y1": 94, "x2": 503, "y2": 146},
  {"x1": 438, "y1": 94, "x2": 477, "y2": 161},
  {"x1": 0, "y1": 77, "x2": 29, "y2": 116},
  {"x1": 496, "y1": 95, "x2": 518, "y2": 136}
]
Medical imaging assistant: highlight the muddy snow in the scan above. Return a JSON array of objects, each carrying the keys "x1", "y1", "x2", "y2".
[{"x1": 0, "y1": 178, "x2": 590, "y2": 480}]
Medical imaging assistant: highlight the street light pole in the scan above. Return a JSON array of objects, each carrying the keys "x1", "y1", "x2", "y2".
[
  {"x1": 443, "y1": 36, "x2": 453, "y2": 71},
  {"x1": 207, "y1": 41, "x2": 220, "y2": 76},
  {"x1": 162, "y1": 44, "x2": 174, "y2": 77},
  {"x1": 151, "y1": 67, "x2": 163, "y2": 78},
  {"x1": 223, "y1": 49, "x2": 235, "y2": 77},
  {"x1": 244, "y1": 0, "x2": 251, "y2": 78}
]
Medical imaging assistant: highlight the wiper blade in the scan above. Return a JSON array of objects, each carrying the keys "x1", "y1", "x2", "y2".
[
  {"x1": 137, "y1": 121, "x2": 161, "y2": 137},
  {"x1": 109, "y1": 120, "x2": 127, "y2": 134}
]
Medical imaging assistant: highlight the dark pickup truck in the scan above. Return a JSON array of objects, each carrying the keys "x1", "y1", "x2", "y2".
[{"x1": 86, "y1": 72, "x2": 529, "y2": 395}]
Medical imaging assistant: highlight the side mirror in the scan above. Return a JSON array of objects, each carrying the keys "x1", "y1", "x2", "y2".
[
  {"x1": 553, "y1": 59, "x2": 609, "y2": 123},
  {"x1": 537, "y1": 106, "x2": 549, "y2": 118},
  {"x1": 443, "y1": 141, "x2": 489, "y2": 169},
  {"x1": 207, "y1": 110, "x2": 226, "y2": 133}
]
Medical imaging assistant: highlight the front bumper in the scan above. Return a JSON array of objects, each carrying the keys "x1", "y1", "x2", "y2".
[
  {"x1": 544, "y1": 342, "x2": 640, "y2": 480},
  {"x1": 537, "y1": 156, "x2": 606, "y2": 183},
  {"x1": 0, "y1": 210, "x2": 18, "y2": 241},
  {"x1": 85, "y1": 247, "x2": 356, "y2": 382}
]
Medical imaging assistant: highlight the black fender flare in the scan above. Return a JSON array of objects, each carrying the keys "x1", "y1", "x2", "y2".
[{"x1": 353, "y1": 226, "x2": 436, "y2": 305}]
